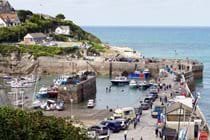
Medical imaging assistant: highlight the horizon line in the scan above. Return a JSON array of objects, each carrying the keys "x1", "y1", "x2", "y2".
[{"x1": 81, "y1": 25, "x2": 210, "y2": 28}]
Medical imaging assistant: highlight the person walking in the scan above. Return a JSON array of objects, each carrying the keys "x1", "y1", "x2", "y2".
[
  {"x1": 124, "y1": 130, "x2": 127, "y2": 140},
  {"x1": 155, "y1": 127, "x2": 159, "y2": 137},
  {"x1": 134, "y1": 119, "x2": 137, "y2": 129}
]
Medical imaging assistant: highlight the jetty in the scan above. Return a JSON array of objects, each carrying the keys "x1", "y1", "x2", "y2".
[{"x1": 109, "y1": 66, "x2": 209, "y2": 140}]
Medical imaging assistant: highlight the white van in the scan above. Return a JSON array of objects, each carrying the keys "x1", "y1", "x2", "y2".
[{"x1": 113, "y1": 107, "x2": 136, "y2": 120}]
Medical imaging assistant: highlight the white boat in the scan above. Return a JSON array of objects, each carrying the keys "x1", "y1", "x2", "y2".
[
  {"x1": 10, "y1": 80, "x2": 33, "y2": 88},
  {"x1": 138, "y1": 81, "x2": 150, "y2": 90},
  {"x1": 54, "y1": 75, "x2": 70, "y2": 85},
  {"x1": 110, "y1": 76, "x2": 129, "y2": 85},
  {"x1": 129, "y1": 80, "x2": 138, "y2": 88},
  {"x1": 31, "y1": 100, "x2": 42, "y2": 109},
  {"x1": 36, "y1": 87, "x2": 48, "y2": 98},
  {"x1": 20, "y1": 75, "x2": 36, "y2": 83},
  {"x1": 87, "y1": 99, "x2": 95, "y2": 108}
]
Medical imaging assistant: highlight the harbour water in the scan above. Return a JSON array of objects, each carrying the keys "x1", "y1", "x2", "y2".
[{"x1": 83, "y1": 26, "x2": 210, "y2": 124}]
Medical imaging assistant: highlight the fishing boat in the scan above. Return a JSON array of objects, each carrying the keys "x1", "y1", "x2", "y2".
[
  {"x1": 31, "y1": 100, "x2": 42, "y2": 109},
  {"x1": 10, "y1": 80, "x2": 33, "y2": 88},
  {"x1": 53, "y1": 75, "x2": 70, "y2": 85},
  {"x1": 87, "y1": 99, "x2": 95, "y2": 108},
  {"x1": 36, "y1": 87, "x2": 48, "y2": 99},
  {"x1": 138, "y1": 81, "x2": 150, "y2": 90},
  {"x1": 20, "y1": 75, "x2": 37, "y2": 83},
  {"x1": 129, "y1": 80, "x2": 138, "y2": 88},
  {"x1": 110, "y1": 76, "x2": 129, "y2": 85},
  {"x1": 47, "y1": 86, "x2": 59, "y2": 98}
]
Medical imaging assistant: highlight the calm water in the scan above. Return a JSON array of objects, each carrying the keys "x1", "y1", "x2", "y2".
[{"x1": 83, "y1": 26, "x2": 210, "y2": 123}]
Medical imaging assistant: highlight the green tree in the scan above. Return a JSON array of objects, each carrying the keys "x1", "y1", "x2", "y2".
[
  {"x1": 0, "y1": 107, "x2": 89, "y2": 140},
  {"x1": 56, "y1": 14, "x2": 65, "y2": 20},
  {"x1": 17, "y1": 10, "x2": 33, "y2": 22}
]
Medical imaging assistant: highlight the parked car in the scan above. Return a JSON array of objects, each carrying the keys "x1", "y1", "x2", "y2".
[
  {"x1": 140, "y1": 102, "x2": 150, "y2": 110},
  {"x1": 151, "y1": 105, "x2": 165, "y2": 118},
  {"x1": 147, "y1": 94, "x2": 157, "y2": 102},
  {"x1": 115, "y1": 118, "x2": 130, "y2": 130},
  {"x1": 101, "y1": 120, "x2": 121, "y2": 133},
  {"x1": 144, "y1": 97, "x2": 154, "y2": 106},
  {"x1": 88, "y1": 125, "x2": 109, "y2": 137},
  {"x1": 149, "y1": 92, "x2": 158, "y2": 99}
]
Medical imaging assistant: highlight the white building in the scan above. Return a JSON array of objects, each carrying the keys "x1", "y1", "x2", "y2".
[
  {"x1": 24, "y1": 33, "x2": 47, "y2": 45},
  {"x1": 55, "y1": 26, "x2": 70, "y2": 35}
]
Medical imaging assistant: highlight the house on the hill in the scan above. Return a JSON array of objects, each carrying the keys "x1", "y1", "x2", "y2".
[
  {"x1": 0, "y1": 0, "x2": 15, "y2": 13},
  {"x1": 0, "y1": 13, "x2": 20, "y2": 27},
  {"x1": 55, "y1": 26, "x2": 70, "y2": 35},
  {"x1": 24, "y1": 33, "x2": 47, "y2": 45},
  {"x1": 0, "y1": 0, "x2": 20, "y2": 27}
]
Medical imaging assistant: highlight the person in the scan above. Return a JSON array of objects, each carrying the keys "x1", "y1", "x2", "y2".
[
  {"x1": 106, "y1": 87, "x2": 108, "y2": 92},
  {"x1": 140, "y1": 137, "x2": 143, "y2": 140},
  {"x1": 137, "y1": 114, "x2": 141, "y2": 122},
  {"x1": 109, "y1": 86, "x2": 111, "y2": 92},
  {"x1": 124, "y1": 130, "x2": 127, "y2": 140},
  {"x1": 134, "y1": 119, "x2": 137, "y2": 129},
  {"x1": 155, "y1": 127, "x2": 159, "y2": 137}
]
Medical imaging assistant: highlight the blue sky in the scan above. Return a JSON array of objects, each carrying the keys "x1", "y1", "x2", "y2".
[{"x1": 10, "y1": 0, "x2": 210, "y2": 26}]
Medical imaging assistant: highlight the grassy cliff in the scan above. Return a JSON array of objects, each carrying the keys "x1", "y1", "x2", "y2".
[{"x1": 0, "y1": 10, "x2": 101, "y2": 43}]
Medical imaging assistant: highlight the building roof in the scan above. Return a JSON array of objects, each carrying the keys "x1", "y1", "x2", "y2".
[
  {"x1": 0, "y1": 13, "x2": 19, "y2": 23},
  {"x1": 25, "y1": 33, "x2": 46, "y2": 38},
  {"x1": 166, "y1": 102, "x2": 192, "y2": 114},
  {"x1": 0, "y1": 0, "x2": 15, "y2": 13},
  {"x1": 57, "y1": 26, "x2": 70, "y2": 30}
]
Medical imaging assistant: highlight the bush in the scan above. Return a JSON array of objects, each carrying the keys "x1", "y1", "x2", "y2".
[{"x1": 0, "y1": 107, "x2": 88, "y2": 140}]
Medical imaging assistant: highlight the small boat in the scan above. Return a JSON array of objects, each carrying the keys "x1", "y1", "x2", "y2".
[
  {"x1": 54, "y1": 75, "x2": 70, "y2": 85},
  {"x1": 129, "y1": 80, "x2": 138, "y2": 88},
  {"x1": 40, "y1": 99, "x2": 56, "y2": 111},
  {"x1": 10, "y1": 80, "x2": 33, "y2": 88},
  {"x1": 87, "y1": 99, "x2": 95, "y2": 108},
  {"x1": 56, "y1": 101, "x2": 64, "y2": 111},
  {"x1": 110, "y1": 76, "x2": 129, "y2": 85},
  {"x1": 20, "y1": 75, "x2": 36, "y2": 83},
  {"x1": 2, "y1": 75, "x2": 12, "y2": 80},
  {"x1": 36, "y1": 87, "x2": 48, "y2": 99},
  {"x1": 47, "y1": 86, "x2": 59, "y2": 98},
  {"x1": 31, "y1": 100, "x2": 42, "y2": 109},
  {"x1": 138, "y1": 81, "x2": 150, "y2": 90}
]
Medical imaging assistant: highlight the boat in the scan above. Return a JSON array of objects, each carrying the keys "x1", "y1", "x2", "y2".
[
  {"x1": 110, "y1": 76, "x2": 129, "y2": 85},
  {"x1": 56, "y1": 101, "x2": 64, "y2": 111},
  {"x1": 143, "y1": 69, "x2": 151, "y2": 79},
  {"x1": 87, "y1": 99, "x2": 95, "y2": 108},
  {"x1": 31, "y1": 100, "x2": 42, "y2": 109},
  {"x1": 10, "y1": 80, "x2": 33, "y2": 88},
  {"x1": 20, "y1": 75, "x2": 37, "y2": 83},
  {"x1": 36, "y1": 87, "x2": 48, "y2": 99},
  {"x1": 129, "y1": 80, "x2": 138, "y2": 88},
  {"x1": 138, "y1": 81, "x2": 150, "y2": 90},
  {"x1": 53, "y1": 75, "x2": 70, "y2": 85}
]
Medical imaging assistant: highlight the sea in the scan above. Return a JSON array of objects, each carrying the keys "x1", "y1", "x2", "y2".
[{"x1": 83, "y1": 26, "x2": 210, "y2": 123}]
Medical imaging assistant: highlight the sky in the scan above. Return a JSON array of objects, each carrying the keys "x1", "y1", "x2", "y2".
[{"x1": 10, "y1": 0, "x2": 210, "y2": 26}]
